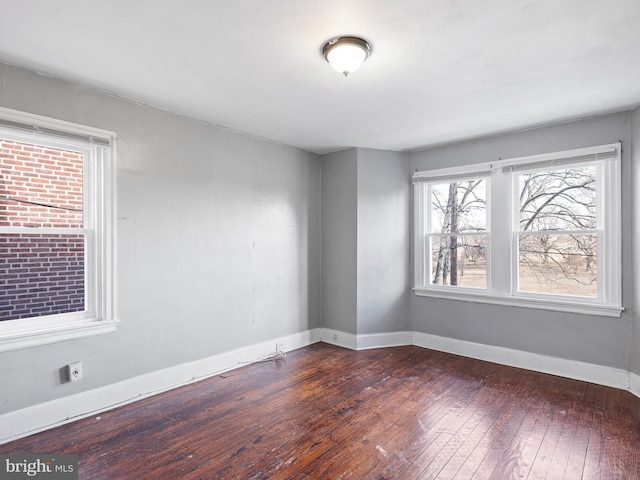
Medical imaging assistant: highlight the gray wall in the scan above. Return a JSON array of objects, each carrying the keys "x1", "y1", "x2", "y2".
[
  {"x1": 410, "y1": 112, "x2": 633, "y2": 369},
  {"x1": 631, "y1": 106, "x2": 640, "y2": 376},
  {"x1": 321, "y1": 149, "x2": 358, "y2": 334},
  {"x1": 356, "y1": 149, "x2": 410, "y2": 334},
  {"x1": 320, "y1": 148, "x2": 411, "y2": 336},
  {"x1": 1, "y1": 60, "x2": 637, "y2": 420},
  {"x1": 0, "y1": 63, "x2": 321, "y2": 413}
]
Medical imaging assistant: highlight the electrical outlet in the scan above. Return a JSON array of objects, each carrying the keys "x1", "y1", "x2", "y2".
[
  {"x1": 333, "y1": 333, "x2": 338, "y2": 341},
  {"x1": 68, "y1": 362, "x2": 83, "y2": 382},
  {"x1": 276, "y1": 342, "x2": 284, "y2": 351}
]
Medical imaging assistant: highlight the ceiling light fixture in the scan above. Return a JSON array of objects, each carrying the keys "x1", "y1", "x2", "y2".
[{"x1": 322, "y1": 36, "x2": 372, "y2": 77}]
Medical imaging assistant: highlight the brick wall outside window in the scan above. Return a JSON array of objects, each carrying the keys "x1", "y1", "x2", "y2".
[{"x1": 0, "y1": 140, "x2": 85, "y2": 321}]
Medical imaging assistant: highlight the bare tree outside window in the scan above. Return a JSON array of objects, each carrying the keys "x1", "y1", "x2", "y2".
[
  {"x1": 517, "y1": 166, "x2": 598, "y2": 297},
  {"x1": 430, "y1": 178, "x2": 487, "y2": 288},
  {"x1": 414, "y1": 144, "x2": 620, "y2": 315}
]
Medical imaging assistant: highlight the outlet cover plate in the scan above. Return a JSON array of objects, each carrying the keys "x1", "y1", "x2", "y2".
[{"x1": 68, "y1": 362, "x2": 83, "y2": 382}]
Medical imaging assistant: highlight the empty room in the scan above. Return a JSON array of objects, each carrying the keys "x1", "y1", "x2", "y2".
[{"x1": 1, "y1": 1, "x2": 640, "y2": 479}]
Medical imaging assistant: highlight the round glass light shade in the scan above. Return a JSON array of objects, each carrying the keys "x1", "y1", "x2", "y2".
[{"x1": 322, "y1": 37, "x2": 372, "y2": 76}]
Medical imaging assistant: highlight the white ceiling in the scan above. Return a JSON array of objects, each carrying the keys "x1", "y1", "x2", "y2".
[{"x1": 1, "y1": 0, "x2": 639, "y2": 154}]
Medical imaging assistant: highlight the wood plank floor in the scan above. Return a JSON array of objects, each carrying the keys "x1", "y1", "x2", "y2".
[{"x1": 1, "y1": 343, "x2": 639, "y2": 479}]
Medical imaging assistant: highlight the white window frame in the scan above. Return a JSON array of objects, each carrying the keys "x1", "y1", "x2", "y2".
[
  {"x1": 0, "y1": 107, "x2": 118, "y2": 351},
  {"x1": 413, "y1": 143, "x2": 623, "y2": 318}
]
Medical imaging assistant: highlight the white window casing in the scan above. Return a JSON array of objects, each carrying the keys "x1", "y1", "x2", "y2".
[
  {"x1": 413, "y1": 143, "x2": 623, "y2": 317},
  {"x1": 0, "y1": 107, "x2": 118, "y2": 351}
]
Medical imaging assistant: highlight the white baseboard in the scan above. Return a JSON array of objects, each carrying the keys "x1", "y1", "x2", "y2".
[
  {"x1": 356, "y1": 331, "x2": 412, "y2": 350},
  {"x1": 320, "y1": 327, "x2": 357, "y2": 350},
  {"x1": 412, "y1": 331, "x2": 630, "y2": 391},
  {"x1": 0, "y1": 328, "x2": 322, "y2": 445},
  {"x1": 319, "y1": 328, "x2": 412, "y2": 350},
  {"x1": 630, "y1": 372, "x2": 640, "y2": 398},
  {"x1": 316, "y1": 328, "x2": 635, "y2": 394},
  {"x1": 2, "y1": 326, "x2": 637, "y2": 445},
  {"x1": 321, "y1": 328, "x2": 630, "y2": 391}
]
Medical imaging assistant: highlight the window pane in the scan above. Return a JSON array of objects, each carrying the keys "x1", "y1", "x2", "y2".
[
  {"x1": 518, "y1": 233, "x2": 597, "y2": 297},
  {"x1": 0, "y1": 233, "x2": 85, "y2": 321},
  {"x1": 0, "y1": 139, "x2": 84, "y2": 228},
  {"x1": 431, "y1": 234, "x2": 487, "y2": 288},
  {"x1": 431, "y1": 179, "x2": 487, "y2": 233},
  {"x1": 518, "y1": 167, "x2": 596, "y2": 232}
]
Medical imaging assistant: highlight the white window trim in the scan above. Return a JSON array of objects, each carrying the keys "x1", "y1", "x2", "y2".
[
  {"x1": 413, "y1": 143, "x2": 623, "y2": 318},
  {"x1": 0, "y1": 107, "x2": 118, "y2": 351}
]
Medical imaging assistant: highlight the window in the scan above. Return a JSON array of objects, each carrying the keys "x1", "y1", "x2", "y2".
[
  {"x1": 413, "y1": 143, "x2": 622, "y2": 317},
  {"x1": 421, "y1": 177, "x2": 489, "y2": 290},
  {"x1": 515, "y1": 164, "x2": 598, "y2": 298},
  {"x1": 0, "y1": 108, "x2": 117, "y2": 351}
]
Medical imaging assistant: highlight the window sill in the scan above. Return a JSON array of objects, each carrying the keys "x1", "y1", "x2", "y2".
[
  {"x1": 413, "y1": 288, "x2": 624, "y2": 318},
  {"x1": 0, "y1": 318, "x2": 119, "y2": 352}
]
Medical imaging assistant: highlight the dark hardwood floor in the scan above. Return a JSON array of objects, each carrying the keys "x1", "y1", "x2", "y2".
[{"x1": 1, "y1": 343, "x2": 639, "y2": 479}]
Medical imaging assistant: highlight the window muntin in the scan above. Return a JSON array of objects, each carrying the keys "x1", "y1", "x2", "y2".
[
  {"x1": 413, "y1": 143, "x2": 622, "y2": 316},
  {"x1": 0, "y1": 107, "x2": 116, "y2": 351}
]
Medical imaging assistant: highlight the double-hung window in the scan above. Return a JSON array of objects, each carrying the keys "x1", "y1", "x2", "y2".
[
  {"x1": 413, "y1": 143, "x2": 622, "y2": 317},
  {"x1": 0, "y1": 108, "x2": 117, "y2": 351},
  {"x1": 415, "y1": 174, "x2": 489, "y2": 290}
]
